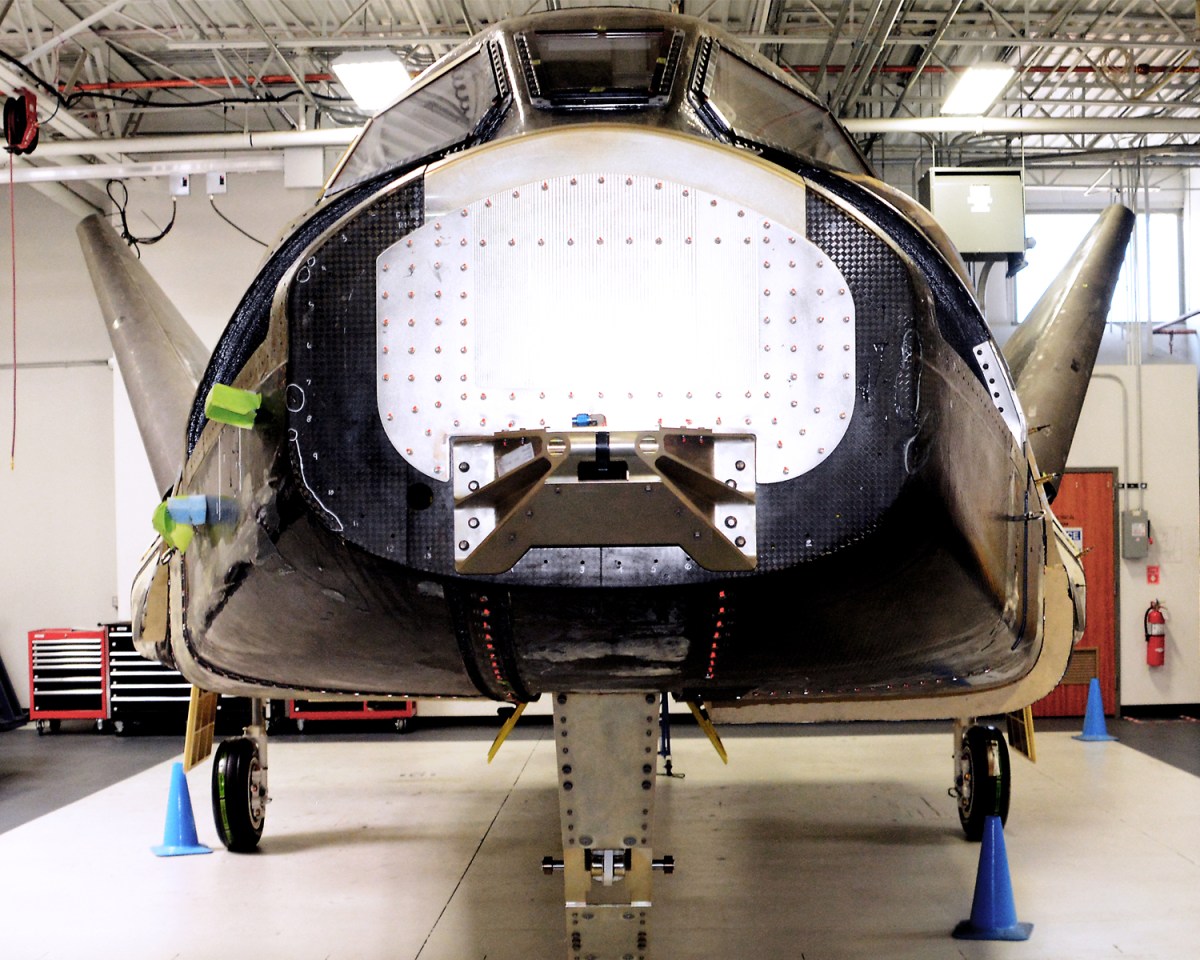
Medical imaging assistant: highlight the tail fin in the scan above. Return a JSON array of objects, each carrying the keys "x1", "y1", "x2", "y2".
[
  {"x1": 77, "y1": 215, "x2": 209, "y2": 494},
  {"x1": 1003, "y1": 204, "x2": 1135, "y2": 501}
]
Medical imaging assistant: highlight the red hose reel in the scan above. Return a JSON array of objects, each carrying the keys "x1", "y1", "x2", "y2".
[{"x1": 3, "y1": 88, "x2": 38, "y2": 155}]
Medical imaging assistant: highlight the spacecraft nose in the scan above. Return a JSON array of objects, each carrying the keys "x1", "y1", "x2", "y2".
[{"x1": 286, "y1": 129, "x2": 924, "y2": 579}]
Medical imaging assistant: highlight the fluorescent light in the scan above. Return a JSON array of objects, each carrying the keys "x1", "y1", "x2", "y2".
[
  {"x1": 332, "y1": 50, "x2": 413, "y2": 114},
  {"x1": 942, "y1": 64, "x2": 1014, "y2": 115}
]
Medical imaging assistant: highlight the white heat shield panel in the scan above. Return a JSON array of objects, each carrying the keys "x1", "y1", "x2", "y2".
[{"x1": 377, "y1": 173, "x2": 855, "y2": 482}]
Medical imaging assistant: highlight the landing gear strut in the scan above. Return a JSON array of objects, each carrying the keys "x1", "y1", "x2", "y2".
[
  {"x1": 211, "y1": 698, "x2": 268, "y2": 852},
  {"x1": 953, "y1": 720, "x2": 1011, "y2": 841}
]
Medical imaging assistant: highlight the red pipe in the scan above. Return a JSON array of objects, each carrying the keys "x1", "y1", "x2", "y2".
[
  {"x1": 787, "y1": 63, "x2": 1200, "y2": 75},
  {"x1": 58, "y1": 61, "x2": 1200, "y2": 94},
  {"x1": 61, "y1": 73, "x2": 334, "y2": 93}
]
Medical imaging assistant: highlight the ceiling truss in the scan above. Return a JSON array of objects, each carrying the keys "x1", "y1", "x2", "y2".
[{"x1": 0, "y1": 1, "x2": 1195, "y2": 171}]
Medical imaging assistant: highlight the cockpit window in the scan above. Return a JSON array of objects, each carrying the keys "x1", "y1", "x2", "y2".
[
  {"x1": 690, "y1": 40, "x2": 870, "y2": 175},
  {"x1": 517, "y1": 28, "x2": 683, "y2": 109},
  {"x1": 325, "y1": 44, "x2": 510, "y2": 196}
]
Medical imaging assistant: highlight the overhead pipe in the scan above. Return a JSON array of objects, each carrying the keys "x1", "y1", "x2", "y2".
[
  {"x1": 53, "y1": 63, "x2": 1200, "y2": 98},
  {"x1": 786, "y1": 63, "x2": 1200, "y2": 75},
  {"x1": 843, "y1": 116, "x2": 1200, "y2": 134},
  {"x1": 31, "y1": 127, "x2": 360, "y2": 160},
  {"x1": 20, "y1": 117, "x2": 1200, "y2": 172},
  {"x1": 165, "y1": 33, "x2": 1200, "y2": 54},
  {"x1": 10, "y1": 155, "x2": 284, "y2": 184},
  {"x1": 64, "y1": 73, "x2": 335, "y2": 92}
]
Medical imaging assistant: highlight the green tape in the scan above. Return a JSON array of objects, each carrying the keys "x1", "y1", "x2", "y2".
[
  {"x1": 205, "y1": 383, "x2": 262, "y2": 429},
  {"x1": 152, "y1": 499, "x2": 195, "y2": 552}
]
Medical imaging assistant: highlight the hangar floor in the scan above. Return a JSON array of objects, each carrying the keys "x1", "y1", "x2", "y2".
[{"x1": 2, "y1": 718, "x2": 1198, "y2": 959}]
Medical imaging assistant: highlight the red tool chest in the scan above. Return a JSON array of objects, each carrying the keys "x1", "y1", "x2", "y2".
[{"x1": 27, "y1": 629, "x2": 109, "y2": 732}]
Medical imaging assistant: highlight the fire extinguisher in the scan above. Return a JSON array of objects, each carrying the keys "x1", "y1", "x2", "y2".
[{"x1": 1144, "y1": 600, "x2": 1166, "y2": 667}]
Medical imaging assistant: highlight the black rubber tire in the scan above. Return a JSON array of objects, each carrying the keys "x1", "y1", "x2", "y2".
[
  {"x1": 958, "y1": 725, "x2": 1010, "y2": 841},
  {"x1": 212, "y1": 738, "x2": 265, "y2": 852}
]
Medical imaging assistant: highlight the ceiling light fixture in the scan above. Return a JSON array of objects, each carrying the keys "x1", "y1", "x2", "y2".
[
  {"x1": 332, "y1": 50, "x2": 413, "y2": 114},
  {"x1": 941, "y1": 63, "x2": 1014, "y2": 116}
]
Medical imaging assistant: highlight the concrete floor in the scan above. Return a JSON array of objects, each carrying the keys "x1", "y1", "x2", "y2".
[{"x1": 2, "y1": 721, "x2": 1198, "y2": 959}]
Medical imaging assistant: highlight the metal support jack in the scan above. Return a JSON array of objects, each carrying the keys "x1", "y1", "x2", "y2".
[
  {"x1": 544, "y1": 693, "x2": 674, "y2": 960},
  {"x1": 657, "y1": 693, "x2": 683, "y2": 779}
]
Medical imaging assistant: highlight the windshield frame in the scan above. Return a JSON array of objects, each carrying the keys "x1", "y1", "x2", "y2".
[
  {"x1": 688, "y1": 38, "x2": 870, "y2": 176},
  {"x1": 324, "y1": 41, "x2": 512, "y2": 197}
]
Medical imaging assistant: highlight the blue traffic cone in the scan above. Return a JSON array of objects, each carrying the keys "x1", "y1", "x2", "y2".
[
  {"x1": 953, "y1": 815, "x2": 1033, "y2": 941},
  {"x1": 1073, "y1": 677, "x2": 1117, "y2": 741},
  {"x1": 152, "y1": 762, "x2": 213, "y2": 857}
]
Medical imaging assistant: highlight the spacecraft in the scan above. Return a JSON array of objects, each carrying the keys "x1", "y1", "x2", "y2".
[{"x1": 78, "y1": 8, "x2": 1132, "y2": 957}]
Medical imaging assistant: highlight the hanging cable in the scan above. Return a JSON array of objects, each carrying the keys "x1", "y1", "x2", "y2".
[
  {"x1": 208, "y1": 196, "x2": 268, "y2": 247},
  {"x1": 105, "y1": 180, "x2": 176, "y2": 256},
  {"x1": 0, "y1": 49, "x2": 349, "y2": 113},
  {"x1": 7, "y1": 152, "x2": 15, "y2": 470},
  {"x1": 1, "y1": 88, "x2": 36, "y2": 469}
]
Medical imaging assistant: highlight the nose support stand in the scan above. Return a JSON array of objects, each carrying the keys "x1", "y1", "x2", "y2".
[{"x1": 547, "y1": 692, "x2": 671, "y2": 960}]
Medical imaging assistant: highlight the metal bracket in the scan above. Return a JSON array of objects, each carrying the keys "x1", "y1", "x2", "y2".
[
  {"x1": 548, "y1": 692, "x2": 669, "y2": 960},
  {"x1": 452, "y1": 428, "x2": 756, "y2": 574}
]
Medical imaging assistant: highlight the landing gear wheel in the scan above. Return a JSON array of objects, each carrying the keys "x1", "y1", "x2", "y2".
[
  {"x1": 957, "y1": 725, "x2": 1010, "y2": 841},
  {"x1": 212, "y1": 738, "x2": 266, "y2": 852},
  {"x1": 394, "y1": 717, "x2": 409, "y2": 733}
]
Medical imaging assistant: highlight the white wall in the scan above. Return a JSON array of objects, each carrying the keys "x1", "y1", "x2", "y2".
[
  {"x1": 1067, "y1": 364, "x2": 1200, "y2": 708},
  {"x1": 0, "y1": 188, "x2": 119, "y2": 703},
  {"x1": 0, "y1": 173, "x2": 315, "y2": 707}
]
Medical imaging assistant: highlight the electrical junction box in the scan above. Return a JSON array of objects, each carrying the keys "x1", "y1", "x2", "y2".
[
  {"x1": 284, "y1": 146, "x2": 327, "y2": 189},
  {"x1": 168, "y1": 173, "x2": 190, "y2": 197},
  {"x1": 1121, "y1": 508, "x2": 1150, "y2": 560},
  {"x1": 917, "y1": 167, "x2": 1025, "y2": 258},
  {"x1": 206, "y1": 171, "x2": 227, "y2": 195}
]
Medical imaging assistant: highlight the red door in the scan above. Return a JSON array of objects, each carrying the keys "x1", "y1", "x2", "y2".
[{"x1": 1033, "y1": 470, "x2": 1118, "y2": 717}]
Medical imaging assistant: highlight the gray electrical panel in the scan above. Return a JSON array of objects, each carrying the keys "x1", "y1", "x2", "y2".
[
  {"x1": 1121, "y1": 508, "x2": 1150, "y2": 559},
  {"x1": 917, "y1": 167, "x2": 1025, "y2": 258}
]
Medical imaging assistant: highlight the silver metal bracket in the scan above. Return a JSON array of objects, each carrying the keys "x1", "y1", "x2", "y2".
[
  {"x1": 452, "y1": 429, "x2": 756, "y2": 574},
  {"x1": 550, "y1": 692, "x2": 669, "y2": 960}
]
